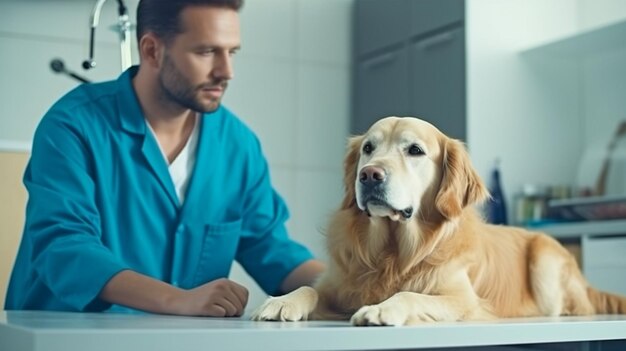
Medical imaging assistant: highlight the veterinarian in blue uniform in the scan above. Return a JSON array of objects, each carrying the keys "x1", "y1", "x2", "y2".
[{"x1": 5, "y1": 0, "x2": 323, "y2": 316}]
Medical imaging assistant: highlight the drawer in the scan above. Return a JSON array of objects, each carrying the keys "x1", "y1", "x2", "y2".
[
  {"x1": 583, "y1": 236, "x2": 626, "y2": 268},
  {"x1": 585, "y1": 267, "x2": 626, "y2": 296},
  {"x1": 582, "y1": 236, "x2": 626, "y2": 295}
]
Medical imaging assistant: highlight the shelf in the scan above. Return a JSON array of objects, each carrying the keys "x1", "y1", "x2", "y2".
[
  {"x1": 521, "y1": 19, "x2": 626, "y2": 58},
  {"x1": 532, "y1": 219, "x2": 626, "y2": 239}
]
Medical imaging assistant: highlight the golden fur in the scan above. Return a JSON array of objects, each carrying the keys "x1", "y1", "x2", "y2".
[{"x1": 252, "y1": 116, "x2": 626, "y2": 325}]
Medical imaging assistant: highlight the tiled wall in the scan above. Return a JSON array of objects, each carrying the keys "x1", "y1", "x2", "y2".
[
  {"x1": 225, "y1": 0, "x2": 353, "y2": 310},
  {"x1": 0, "y1": 0, "x2": 353, "y2": 312},
  {"x1": 0, "y1": 0, "x2": 132, "y2": 149}
]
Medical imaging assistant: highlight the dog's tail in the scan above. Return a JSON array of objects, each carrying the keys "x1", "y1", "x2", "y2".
[{"x1": 586, "y1": 287, "x2": 626, "y2": 314}]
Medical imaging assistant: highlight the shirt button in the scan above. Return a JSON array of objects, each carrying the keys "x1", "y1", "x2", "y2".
[
  {"x1": 172, "y1": 281, "x2": 179, "y2": 287},
  {"x1": 176, "y1": 225, "x2": 184, "y2": 235}
]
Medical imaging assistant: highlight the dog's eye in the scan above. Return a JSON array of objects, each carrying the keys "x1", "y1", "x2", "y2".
[
  {"x1": 408, "y1": 144, "x2": 425, "y2": 156},
  {"x1": 363, "y1": 142, "x2": 374, "y2": 155}
]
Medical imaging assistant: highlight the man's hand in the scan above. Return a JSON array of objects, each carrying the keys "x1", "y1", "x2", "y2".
[
  {"x1": 171, "y1": 278, "x2": 249, "y2": 317},
  {"x1": 100, "y1": 270, "x2": 248, "y2": 317}
]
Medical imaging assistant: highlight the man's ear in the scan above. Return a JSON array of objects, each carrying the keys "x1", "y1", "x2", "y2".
[
  {"x1": 340, "y1": 135, "x2": 363, "y2": 210},
  {"x1": 138, "y1": 32, "x2": 164, "y2": 69},
  {"x1": 435, "y1": 138, "x2": 489, "y2": 219}
]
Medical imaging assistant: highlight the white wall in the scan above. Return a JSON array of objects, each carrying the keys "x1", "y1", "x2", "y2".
[
  {"x1": 577, "y1": 0, "x2": 626, "y2": 146},
  {"x1": 0, "y1": 0, "x2": 353, "y2": 313},
  {"x1": 578, "y1": 0, "x2": 626, "y2": 195},
  {"x1": 467, "y1": 0, "x2": 626, "y2": 221},
  {"x1": 577, "y1": 0, "x2": 626, "y2": 31},
  {"x1": 467, "y1": 0, "x2": 581, "y2": 219}
]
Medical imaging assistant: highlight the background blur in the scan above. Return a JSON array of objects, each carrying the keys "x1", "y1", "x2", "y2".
[{"x1": 1, "y1": 0, "x2": 625, "y2": 311}]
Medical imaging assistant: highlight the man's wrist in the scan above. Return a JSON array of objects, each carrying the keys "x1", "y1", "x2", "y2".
[
  {"x1": 160, "y1": 285, "x2": 187, "y2": 315},
  {"x1": 100, "y1": 270, "x2": 188, "y2": 315}
]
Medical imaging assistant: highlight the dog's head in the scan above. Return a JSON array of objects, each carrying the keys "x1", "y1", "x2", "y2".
[{"x1": 342, "y1": 116, "x2": 489, "y2": 222}]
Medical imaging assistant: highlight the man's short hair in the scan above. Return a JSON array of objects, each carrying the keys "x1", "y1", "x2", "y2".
[{"x1": 136, "y1": 0, "x2": 244, "y2": 44}]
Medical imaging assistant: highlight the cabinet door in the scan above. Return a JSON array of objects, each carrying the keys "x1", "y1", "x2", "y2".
[
  {"x1": 410, "y1": 27, "x2": 466, "y2": 141},
  {"x1": 353, "y1": 47, "x2": 410, "y2": 134},
  {"x1": 410, "y1": 0, "x2": 464, "y2": 37},
  {"x1": 583, "y1": 236, "x2": 626, "y2": 295},
  {"x1": 354, "y1": 0, "x2": 410, "y2": 57}
]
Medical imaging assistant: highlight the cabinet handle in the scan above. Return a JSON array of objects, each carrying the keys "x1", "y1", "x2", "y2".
[
  {"x1": 417, "y1": 32, "x2": 455, "y2": 50},
  {"x1": 364, "y1": 52, "x2": 397, "y2": 70}
]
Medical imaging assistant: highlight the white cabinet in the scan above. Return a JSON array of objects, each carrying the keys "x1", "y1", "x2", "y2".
[{"x1": 583, "y1": 235, "x2": 626, "y2": 295}]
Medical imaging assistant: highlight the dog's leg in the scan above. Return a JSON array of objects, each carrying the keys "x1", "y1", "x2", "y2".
[
  {"x1": 350, "y1": 291, "x2": 492, "y2": 326},
  {"x1": 528, "y1": 238, "x2": 565, "y2": 316},
  {"x1": 250, "y1": 286, "x2": 318, "y2": 321},
  {"x1": 528, "y1": 235, "x2": 595, "y2": 316}
]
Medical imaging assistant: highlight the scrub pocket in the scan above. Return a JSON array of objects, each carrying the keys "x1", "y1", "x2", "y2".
[{"x1": 193, "y1": 219, "x2": 242, "y2": 287}]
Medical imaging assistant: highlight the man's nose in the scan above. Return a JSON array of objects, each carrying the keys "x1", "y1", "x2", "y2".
[{"x1": 212, "y1": 53, "x2": 235, "y2": 81}]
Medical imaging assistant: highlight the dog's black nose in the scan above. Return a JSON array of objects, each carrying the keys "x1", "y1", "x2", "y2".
[{"x1": 359, "y1": 166, "x2": 386, "y2": 186}]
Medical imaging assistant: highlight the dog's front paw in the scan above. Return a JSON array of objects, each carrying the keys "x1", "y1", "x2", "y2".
[
  {"x1": 350, "y1": 303, "x2": 408, "y2": 326},
  {"x1": 250, "y1": 295, "x2": 310, "y2": 321},
  {"x1": 250, "y1": 287, "x2": 318, "y2": 322}
]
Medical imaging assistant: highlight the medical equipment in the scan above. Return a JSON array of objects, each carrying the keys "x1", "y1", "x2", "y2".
[
  {"x1": 49, "y1": 0, "x2": 134, "y2": 83},
  {"x1": 50, "y1": 59, "x2": 91, "y2": 84},
  {"x1": 83, "y1": 0, "x2": 133, "y2": 72}
]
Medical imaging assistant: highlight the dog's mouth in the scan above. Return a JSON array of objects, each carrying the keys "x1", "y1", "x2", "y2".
[{"x1": 362, "y1": 198, "x2": 414, "y2": 221}]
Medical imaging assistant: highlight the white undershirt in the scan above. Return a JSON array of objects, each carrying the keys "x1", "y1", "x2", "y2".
[{"x1": 146, "y1": 116, "x2": 199, "y2": 206}]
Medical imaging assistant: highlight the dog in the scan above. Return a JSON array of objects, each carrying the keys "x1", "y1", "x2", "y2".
[{"x1": 251, "y1": 116, "x2": 626, "y2": 326}]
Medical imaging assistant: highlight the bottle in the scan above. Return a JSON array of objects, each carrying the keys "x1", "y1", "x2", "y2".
[
  {"x1": 486, "y1": 158, "x2": 508, "y2": 225},
  {"x1": 514, "y1": 184, "x2": 547, "y2": 226}
]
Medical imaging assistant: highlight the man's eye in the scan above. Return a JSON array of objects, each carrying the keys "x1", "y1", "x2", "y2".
[
  {"x1": 363, "y1": 142, "x2": 374, "y2": 154},
  {"x1": 408, "y1": 144, "x2": 425, "y2": 156}
]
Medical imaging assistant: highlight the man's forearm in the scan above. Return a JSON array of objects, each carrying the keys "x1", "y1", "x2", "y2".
[
  {"x1": 99, "y1": 269, "x2": 183, "y2": 314},
  {"x1": 280, "y1": 259, "x2": 325, "y2": 294}
]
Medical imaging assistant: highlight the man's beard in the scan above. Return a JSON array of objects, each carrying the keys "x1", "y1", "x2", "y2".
[{"x1": 158, "y1": 54, "x2": 227, "y2": 113}]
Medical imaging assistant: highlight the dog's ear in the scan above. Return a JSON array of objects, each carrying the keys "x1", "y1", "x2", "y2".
[
  {"x1": 340, "y1": 135, "x2": 363, "y2": 210},
  {"x1": 435, "y1": 138, "x2": 489, "y2": 219}
]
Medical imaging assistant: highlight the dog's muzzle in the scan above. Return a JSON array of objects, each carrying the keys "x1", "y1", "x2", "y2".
[
  {"x1": 358, "y1": 165, "x2": 414, "y2": 221},
  {"x1": 359, "y1": 165, "x2": 386, "y2": 188},
  {"x1": 400, "y1": 207, "x2": 413, "y2": 219}
]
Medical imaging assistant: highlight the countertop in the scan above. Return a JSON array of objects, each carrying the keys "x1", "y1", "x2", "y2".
[{"x1": 2, "y1": 311, "x2": 626, "y2": 351}]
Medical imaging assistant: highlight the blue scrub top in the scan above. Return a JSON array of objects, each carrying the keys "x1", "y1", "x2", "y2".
[{"x1": 5, "y1": 67, "x2": 313, "y2": 312}]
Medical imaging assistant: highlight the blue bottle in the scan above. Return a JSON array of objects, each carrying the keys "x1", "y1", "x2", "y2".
[{"x1": 486, "y1": 159, "x2": 508, "y2": 225}]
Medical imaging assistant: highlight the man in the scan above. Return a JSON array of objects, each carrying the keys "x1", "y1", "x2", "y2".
[{"x1": 5, "y1": 0, "x2": 323, "y2": 317}]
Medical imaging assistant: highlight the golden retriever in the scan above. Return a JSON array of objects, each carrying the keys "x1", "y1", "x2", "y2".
[{"x1": 251, "y1": 116, "x2": 626, "y2": 326}]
